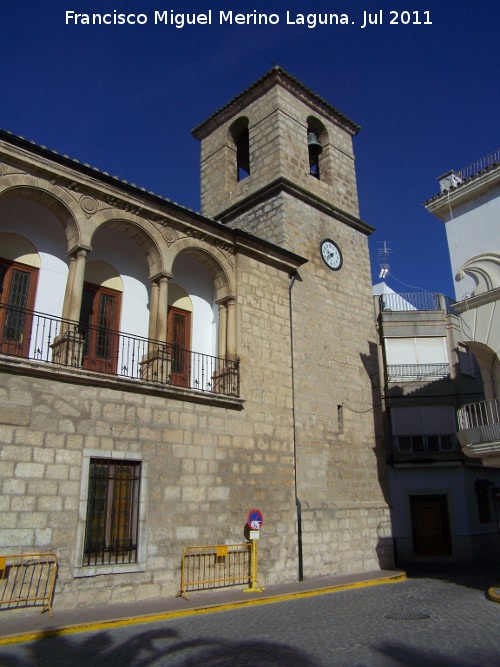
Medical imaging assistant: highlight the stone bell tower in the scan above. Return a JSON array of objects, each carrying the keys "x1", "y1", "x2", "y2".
[{"x1": 193, "y1": 67, "x2": 393, "y2": 577}]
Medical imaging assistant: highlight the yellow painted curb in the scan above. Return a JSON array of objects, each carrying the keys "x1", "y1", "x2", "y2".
[
  {"x1": 487, "y1": 585, "x2": 500, "y2": 604},
  {"x1": 0, "y1": 571, "x2": 406, "y2": 647}
]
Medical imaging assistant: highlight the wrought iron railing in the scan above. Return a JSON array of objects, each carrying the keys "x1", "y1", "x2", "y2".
[
  {"x1": 457, "y1": 398, "x2": 500, "y2": 431},
  {"x1": 458, "y1": 149, "x2": 500, "y2": 180},
  {"x1": 380, "y1": 292, "x2": 455, "y2": 313},
  {"x1": 0, "y1": 304, "x2": 240, "y2": 397},
  {"x1": 387, "y1": 363, "x2": 450, "y2": 381}
]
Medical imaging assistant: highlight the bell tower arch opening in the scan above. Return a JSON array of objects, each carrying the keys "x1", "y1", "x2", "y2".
[
  {"x1": 230, "y1": 117, "x2": 250, "y2": 182},
  {"x1": 307, "y1": 116, "x2": 330, "y2": 183}
]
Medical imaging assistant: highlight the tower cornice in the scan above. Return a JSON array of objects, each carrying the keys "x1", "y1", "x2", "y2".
[{"x1": 192, "y1": 66, "x2": 360, "y2": 141}]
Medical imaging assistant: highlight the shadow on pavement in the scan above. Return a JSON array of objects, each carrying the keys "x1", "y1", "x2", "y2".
[
  {"x1": 374, "y1": 639, "x2": 500, "y2": 667},
  {"x1": 399, "y1": 562, "x2": 500, "y2": 593},
  {"x1": 0, "y1": 627, "x2": 320, "y2": 667}
]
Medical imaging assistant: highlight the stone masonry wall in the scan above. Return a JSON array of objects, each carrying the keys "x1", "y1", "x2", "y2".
[
  {"x1": 199, "y1": 85, "x2": 359, "y2": 221},
  {"x1": 0, "y1": 256, "x2": 302, "y2": 610},
  {"x1": 197, "y1": 75, "x2": 393, "y2": 578}
]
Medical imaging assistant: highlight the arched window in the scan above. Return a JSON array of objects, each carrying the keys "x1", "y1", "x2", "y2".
[{"x1": 230, "y1": 118, "x2": 250, "y2": 181}]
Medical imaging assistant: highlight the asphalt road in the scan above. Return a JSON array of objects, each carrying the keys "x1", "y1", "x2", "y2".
[{"x1": 1, "y1": 570, "x2": 499, "y2": 666}]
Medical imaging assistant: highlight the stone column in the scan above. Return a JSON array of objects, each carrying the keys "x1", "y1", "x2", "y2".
[
  {"x1": 61, "y1": 254, "x2": 76, "y2": 321},
  {"x1": 148, "y1": 280, "x2": 159, "y2": 342},
  {"x1": 140, "y1": 272, "x2": 171, "y2": 383},
  {"x1": 212, "y1": 295, "x2": 237, "y2": 395},
  {"x1": 66, "y1": 248, "x2": 88, "y2": 323},
  {"x1": 226, "y1": 297, "x2": 237, "y2": 361},
  {"x1": 52, "y1": 246, "x2": 89, "y2": 367},
  {"x1": 217, "y1": 299, "x2": 228, "y2": 360},
  {"x1": 155, "y1": 275, "x2": 170, "y2": 342}
]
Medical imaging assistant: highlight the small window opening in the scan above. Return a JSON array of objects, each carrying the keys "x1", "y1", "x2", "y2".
[
  {"x1": 337, "y1": 404, "x2": 344, "y2": 433},
  {"x1": 475, "y1": 480, "x2": 493, "y2": 524},
  {"x1": 236, "y1": 127, "x2": 250, "y2": 181}
]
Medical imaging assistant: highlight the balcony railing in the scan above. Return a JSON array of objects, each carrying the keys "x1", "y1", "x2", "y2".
[
  {"x1": 380, "y1": 292, "x2": 455, "y2": 313},
  {"x1": 0, "y1": 304, "x2": 240, "y2": 398},
  {"x1": 458, "y1": 149, "x2": 500, "y2": 180},
  {"x1": 387, "y1": 363, "x2": 450, "y2": 382},
  {"x1": 456, "y1": 398, "x2": 500, "y2": 458}
]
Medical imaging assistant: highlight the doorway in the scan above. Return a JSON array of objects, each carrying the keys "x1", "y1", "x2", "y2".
[
  {"x1": 80, "y1": 283, "x2": 121, "y2": 374},
  {"x1": 167, "y1": 306, "x2": 191, "y2": 387},
  {"x1": 410, "y1": 494, "x2": 452, "y2": 557}
]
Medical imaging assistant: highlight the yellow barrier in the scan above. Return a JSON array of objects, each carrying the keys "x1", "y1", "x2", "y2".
[
  {"x1": 177, "y1": 543, "x2": 252, "y2": 600},
  {"x1": 0, "y1": 553, "x2": 58, "y2": 617}
]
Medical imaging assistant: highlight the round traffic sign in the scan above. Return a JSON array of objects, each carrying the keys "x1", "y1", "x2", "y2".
[{"x1": 247, "y1": 509, "x2": 263, "y2": 530}]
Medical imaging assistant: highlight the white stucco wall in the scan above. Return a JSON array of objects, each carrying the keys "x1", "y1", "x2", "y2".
[
  {"x1": 0, "y1": 199, "x2": 68, "y2": 317},
  {"x1": 444, "y1": 184, "x2": 500, "y2": 300},
  {"x1": 171, "y1": 254, "x2": 217, "y2": 357}
]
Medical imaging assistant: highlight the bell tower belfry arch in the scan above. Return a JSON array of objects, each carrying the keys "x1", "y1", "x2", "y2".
[
  {"x1": 192, "y1": 67, "x2": 366, "y2": 247},
  {"x1": 193, "y1": 67, "x2": 393, "y2": 577}
]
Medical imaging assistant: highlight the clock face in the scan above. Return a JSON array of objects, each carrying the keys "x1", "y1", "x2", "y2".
[{"x1": 320, "y1": 239, "x2": 343, "y2": 270}]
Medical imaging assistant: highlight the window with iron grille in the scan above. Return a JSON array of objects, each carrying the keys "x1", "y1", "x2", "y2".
[{"x1": 83, "y1": 459, "x2": 141, "y2": 566}]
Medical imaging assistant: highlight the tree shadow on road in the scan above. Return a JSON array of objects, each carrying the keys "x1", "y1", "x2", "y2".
[
  {"x1": 0, "y1": 627, "x2": 320, "y2": 667},
  {"x1": 372, "y1": 639, "x2": 500, "y2": 667}
]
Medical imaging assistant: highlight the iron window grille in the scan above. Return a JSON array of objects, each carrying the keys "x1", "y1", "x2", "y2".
[{"x1": 83, "y1": 459, "x2": 141, "y2": 566}]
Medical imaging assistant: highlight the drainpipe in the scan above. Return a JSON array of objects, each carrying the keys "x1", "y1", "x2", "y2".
[{"x1": 289, "y1": 271, "x2": 303, "y2": 581}]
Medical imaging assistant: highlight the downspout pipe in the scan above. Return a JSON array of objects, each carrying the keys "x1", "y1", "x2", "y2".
[{"x1": 289, "y1": 270, "x2": 303, "y2": 581}]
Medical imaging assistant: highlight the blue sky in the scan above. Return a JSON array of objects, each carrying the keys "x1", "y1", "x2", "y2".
[{"x1": 2, "y1": 1, "x2": 499, "y2": 298}]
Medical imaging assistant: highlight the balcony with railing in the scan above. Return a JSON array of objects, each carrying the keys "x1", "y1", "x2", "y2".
[
  {"x1": 457, "y1": 398, "x2": 500, "y2": 459},
  {"x1": 379, "y1": 292, "x2": 455, "y2": 313},
  {"x1": 458, "y1": 148, "x2": 500, "y2": 180},
  {"x1": 387, "y1": 363, "x2": 450, "y2": 382},
  {"x1": 0, "y1": 304, "x2": 240, "y2": 399}
]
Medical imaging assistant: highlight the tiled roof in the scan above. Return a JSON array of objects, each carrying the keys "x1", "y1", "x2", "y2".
[{"x1": 192, "y1": 66, "x2": 360, "y2": 138}]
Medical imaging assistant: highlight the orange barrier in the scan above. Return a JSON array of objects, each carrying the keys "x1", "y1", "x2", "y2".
[
  {"x1": 177, "y1": 543, "x2": 251, "y2": 600},
  {"x1": 0, "y1": 553, "x2": 58, "y2": 617}
]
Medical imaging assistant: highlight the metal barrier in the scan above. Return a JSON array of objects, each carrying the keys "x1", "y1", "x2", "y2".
[
  {"x1": 0, "y1": 553, "x2": 58, "y2": 617},
  {"x1": 177, "y1": 543, "x2": 251, "y2": 600}
]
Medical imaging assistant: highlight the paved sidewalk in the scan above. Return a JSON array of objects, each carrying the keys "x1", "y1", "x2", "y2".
[{"x1": 0, "y1": 569, "x2": 405, "y2": 645}]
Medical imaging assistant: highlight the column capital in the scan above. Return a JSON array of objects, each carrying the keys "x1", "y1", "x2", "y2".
[
  {"x1": 67, "y1": 245, "x2": 91, "y2": 258},
  {"x1": 216, "y1": 294, "x2": 237, "y2": 307},
  {"x1": 150, "y1": 270, "x2": 173, "y2": 283}
]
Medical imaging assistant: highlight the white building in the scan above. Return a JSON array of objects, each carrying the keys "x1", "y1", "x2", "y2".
[
  {"x1": 425, "y1": 151, "x2": 500, "y2": 467},
  {"x1": 374, "y1": 283, "x2": 500, "y2": 563}
]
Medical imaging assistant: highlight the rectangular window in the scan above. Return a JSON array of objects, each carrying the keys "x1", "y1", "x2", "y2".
[
  {"x1": 385, "y1": 337, "x2": 448, "y2": 364},
  {"x1": 475, "y1": 485, "x2": 492, "y2": 524},
  {"x1": 0, "y1": 260, "x2": 38, "y2": 358},
  {"x1": 385, "y1": 336, "x2": 449, "y2": 380},
  {"x1": 391, "y1": 406, "x2": 458, "y2": 453},
  {"x1": 83, "y1": 458, "x2": 141, "y2": 567}
]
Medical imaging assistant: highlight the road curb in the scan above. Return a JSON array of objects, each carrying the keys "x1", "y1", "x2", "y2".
[
  {"x1": 0, "y1": 571, "x2": 406, "y2": 647},
  {"x1": 487, "y1": 585, "x2": 500, "y2": 604}
]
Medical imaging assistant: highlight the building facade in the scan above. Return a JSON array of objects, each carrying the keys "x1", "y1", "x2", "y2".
[
  {"x1": 374, "y1": 284, "x2": 500, "y2": 563},
  {"x1": 0, "y1": 68, "x2": 392, "y2": 611},
  {"x1": 425, "y1": 152, "x2": 500, "y2": 467}
]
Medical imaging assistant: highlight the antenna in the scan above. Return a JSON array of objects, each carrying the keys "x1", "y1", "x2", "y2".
[{"x1": 377, "y1": 241, "x2": 391, "y2": 279}]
